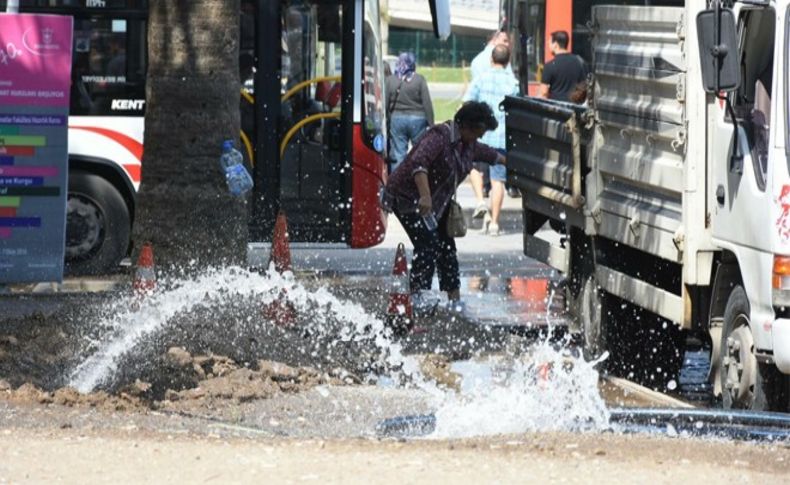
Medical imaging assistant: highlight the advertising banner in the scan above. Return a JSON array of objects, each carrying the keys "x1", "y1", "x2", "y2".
[{"x1": 0, "y1": 13, "x2": 73, "y2": 283}]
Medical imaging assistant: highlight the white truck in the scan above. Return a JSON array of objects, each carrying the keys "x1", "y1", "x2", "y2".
[{"x1": 505, "y1": 0, "x2": 790, "y2": 410}]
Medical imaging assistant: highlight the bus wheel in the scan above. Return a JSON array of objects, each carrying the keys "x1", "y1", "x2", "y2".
[{"x1": 64, "y1": 171, "x2": 130, "y2": 276}]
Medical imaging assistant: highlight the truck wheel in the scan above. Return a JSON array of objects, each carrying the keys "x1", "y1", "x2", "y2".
[
  {"x1": 64, "y1": 171, "x2": 130, "y2": 276},
  {"x1": 719, "y1": 286, "x2": 790, "y2": 411},
  {"x1": 579, "y1": 275, "x2": 607, "y2": 361},
  {"x1": 719, "y1": 286, "x2": 768, "y2": 410}
]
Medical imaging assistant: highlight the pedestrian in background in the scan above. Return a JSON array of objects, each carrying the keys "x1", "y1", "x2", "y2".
[
  {"x1": 463, "y1": 44, "x2": 519, "y2": 236},
  {"x1": 386, "y1": 52, "x2": 434, "y2": 170},
  {"x1": 467, "y1": 30, "x2": 512, "y2": 217},
  {"x1": 470, "y1": 30, "x2": 511, "y2": 79},
  {"x1": 380, "y1": 102, "x2": 506, "y2": 316},
  {"x1": 539, "y1": 30, "x2": 588, "y2": 103}
]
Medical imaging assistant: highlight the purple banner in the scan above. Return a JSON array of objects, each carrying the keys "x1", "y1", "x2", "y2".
[{"x1": 0, "y1": 14, "x2": 73, "y2": 108}]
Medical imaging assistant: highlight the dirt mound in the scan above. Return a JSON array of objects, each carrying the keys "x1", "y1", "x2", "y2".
[
  {"x1": 0, "y1": 348, "x2": 357, "y2": 412},
  {"x1": 158, "y1": 347, "x2": 356, "y2": 404},
  {"x1": 0, "y1": 380, "x2": 149, "y2": 412}
]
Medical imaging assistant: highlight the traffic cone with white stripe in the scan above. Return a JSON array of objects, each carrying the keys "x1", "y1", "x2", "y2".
[
  {"x1": 133, "y1": 242, "x2": 156, "y2": 296},
  {"x1": 262, "y1": 211, "x2": 296, "y2": 325},
  {"x1": 386, "y1": 243, "x2": 413, "y2": 336}
]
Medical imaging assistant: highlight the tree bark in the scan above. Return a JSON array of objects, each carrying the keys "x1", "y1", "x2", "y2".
[{"x1": 134, "y1": 0, "x2": 244, "y2": 272}]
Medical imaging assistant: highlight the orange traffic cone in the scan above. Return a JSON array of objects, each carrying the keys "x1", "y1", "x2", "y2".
[
  {"x1": 386, "y1": 243, "x2": 413, "y2": 336},
  {"x1": 269, "y1": 211, "x2": 292, "y2": 274},
  {"x1": 262, "y1": 211, "x2": 296, "y2": 325},
  {"x1": 133, "y1": 242, "x2": 156, "y2": 295}
]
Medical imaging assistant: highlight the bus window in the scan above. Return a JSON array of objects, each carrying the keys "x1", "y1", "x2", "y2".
[
  {"x1": 362, "y1": 0, "x2": 384, "y2": 152},
  {"x1": 71, "y1": 16, "x2": 146, "y2": 116}
]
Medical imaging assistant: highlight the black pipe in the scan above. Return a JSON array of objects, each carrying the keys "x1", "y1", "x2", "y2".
[{"x1": 376, "y1": 408, "x2": 790, "y2": 442}]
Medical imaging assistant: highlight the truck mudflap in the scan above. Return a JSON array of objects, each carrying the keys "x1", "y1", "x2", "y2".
[
  {"x1": 773, "y1": 319, "x2": 790, "y2": 374},
  {"x1": 503, "y1": 95, "x2": 591, "y2": 226}
]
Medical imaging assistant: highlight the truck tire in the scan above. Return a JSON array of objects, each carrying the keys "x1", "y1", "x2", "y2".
[
  {"x1": 579, "y1": 275, "x2": 607, "y2": 362},
  {"x1": 64, "y1": 171, "x2": 130, "y2": 276},
  {"x1": 719, "y1": 286, "x2": 790, "y2": 411}
]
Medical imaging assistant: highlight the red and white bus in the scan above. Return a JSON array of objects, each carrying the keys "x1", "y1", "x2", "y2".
[{"x1": 1, "y1": 0, "x2": 450, "y2": 276}]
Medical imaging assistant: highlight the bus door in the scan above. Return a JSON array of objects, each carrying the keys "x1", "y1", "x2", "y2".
[{"x1": 248, "y1": 0, "x2": 387, "y2": 255}]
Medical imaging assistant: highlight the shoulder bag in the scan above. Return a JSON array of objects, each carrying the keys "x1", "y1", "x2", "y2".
[{"x1": 445, "y1": 161, "x2": 467, "y2": 238}]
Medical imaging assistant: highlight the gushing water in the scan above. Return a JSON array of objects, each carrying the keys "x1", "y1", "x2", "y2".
[
  {"x1": 429, "y1": 284, "x2": 609, "y2": 438},
  {"x1": 431, "y1": 345, "x2": 609, "y2": 438},
  {"x1": 68, "y1": 266, "x2": 610, "y2": 439},
  {"x1": 68, "y1": 266, "x2": 417, "y2": 393}
]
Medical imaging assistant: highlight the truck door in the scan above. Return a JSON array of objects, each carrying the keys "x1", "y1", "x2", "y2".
[{"x1": 710, "y1": 6, "x2": 775, "y2": 254}]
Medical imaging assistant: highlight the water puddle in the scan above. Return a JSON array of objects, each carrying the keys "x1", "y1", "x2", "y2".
[{"x1": 462, "y1": 276, "x2": 567, "y2": 328}]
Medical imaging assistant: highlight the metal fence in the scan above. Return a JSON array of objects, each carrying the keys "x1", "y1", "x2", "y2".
[{"x1": 388, "y1": 28, "x2": 486, "y2": 68}]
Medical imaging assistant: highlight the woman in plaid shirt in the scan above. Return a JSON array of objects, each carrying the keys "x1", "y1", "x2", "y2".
[{"x1": 382, "y1": 102, "x2": 506, "y2": 316}]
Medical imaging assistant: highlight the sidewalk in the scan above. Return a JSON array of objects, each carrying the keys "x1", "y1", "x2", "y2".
[{"x1": 428, "y1": 82, "x2": 466, "y2": 101}]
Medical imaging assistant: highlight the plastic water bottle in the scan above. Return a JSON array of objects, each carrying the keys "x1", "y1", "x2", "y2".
[
  {"x1": 422, "y1": 213, "x2": 438, "y2": 232},
  {"x1": 219, "y1": 140, "x2": 253, "y2": 197}
]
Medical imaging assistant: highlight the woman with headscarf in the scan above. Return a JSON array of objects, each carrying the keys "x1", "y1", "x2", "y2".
[{"x1": 385, "y1": 52, "x2": 434, "y2": 170}]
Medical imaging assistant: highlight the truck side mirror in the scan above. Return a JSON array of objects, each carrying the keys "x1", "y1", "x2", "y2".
[{"x1": 696, "y1": 8, "x2": 740, "y2": 93}]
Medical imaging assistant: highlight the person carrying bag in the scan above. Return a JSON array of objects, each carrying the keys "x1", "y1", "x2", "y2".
[
  {"x1": 379, "y1": 102, "x2": 506, "y2": 317},
  {"x1": 385, "y1": 52, "x2": 434, "y2": 171}
]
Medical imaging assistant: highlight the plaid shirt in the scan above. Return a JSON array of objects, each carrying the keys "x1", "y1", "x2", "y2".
[
  {"x1": 383, "y1": 122, "x2": 499, "y2": 218},
  {"x1": 463, "y1": 66, "x2": 519, "y2": 150}
]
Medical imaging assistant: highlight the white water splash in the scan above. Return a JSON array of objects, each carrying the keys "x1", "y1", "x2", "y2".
[
  {"x1": 429, "y1": 287, "x2": 609, "y2": 438},
  {"x1": 431, "y1": 343, "x2": 610, "y2": 438},
  {"x1": 68, "y1": 266, "x2": 416, "y2": 393}
]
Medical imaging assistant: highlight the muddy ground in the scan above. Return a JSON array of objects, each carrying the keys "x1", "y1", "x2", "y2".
[{"x1": 1, "y1": 404, "x2": 789, "y2": 483}]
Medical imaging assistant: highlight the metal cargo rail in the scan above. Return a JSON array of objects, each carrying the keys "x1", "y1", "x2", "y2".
[{"x1": 504, "y1": 96, "x2": 592, "y2": 224}]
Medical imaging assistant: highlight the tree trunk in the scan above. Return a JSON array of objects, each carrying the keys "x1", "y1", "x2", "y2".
[{"x1": 134, "y1": 0, "x2": 244, "y2": 272}]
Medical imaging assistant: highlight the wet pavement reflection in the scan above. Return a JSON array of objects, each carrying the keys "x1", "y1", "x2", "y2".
[{"x1": 461, "y1": 276, "x2": 567, "y2": 328}]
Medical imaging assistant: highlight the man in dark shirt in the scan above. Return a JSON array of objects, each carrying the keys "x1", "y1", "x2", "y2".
[{"x1": 539, "y1": 30, "x2": 587, "y2": 102}]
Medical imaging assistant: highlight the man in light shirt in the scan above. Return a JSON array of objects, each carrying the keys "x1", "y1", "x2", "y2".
[
  {"x1": 467, "y1": 30, "x2": 511, "y2": 218},
  {"x1": 463, "y1": 44, "x2": 519, "y2": 236}
]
